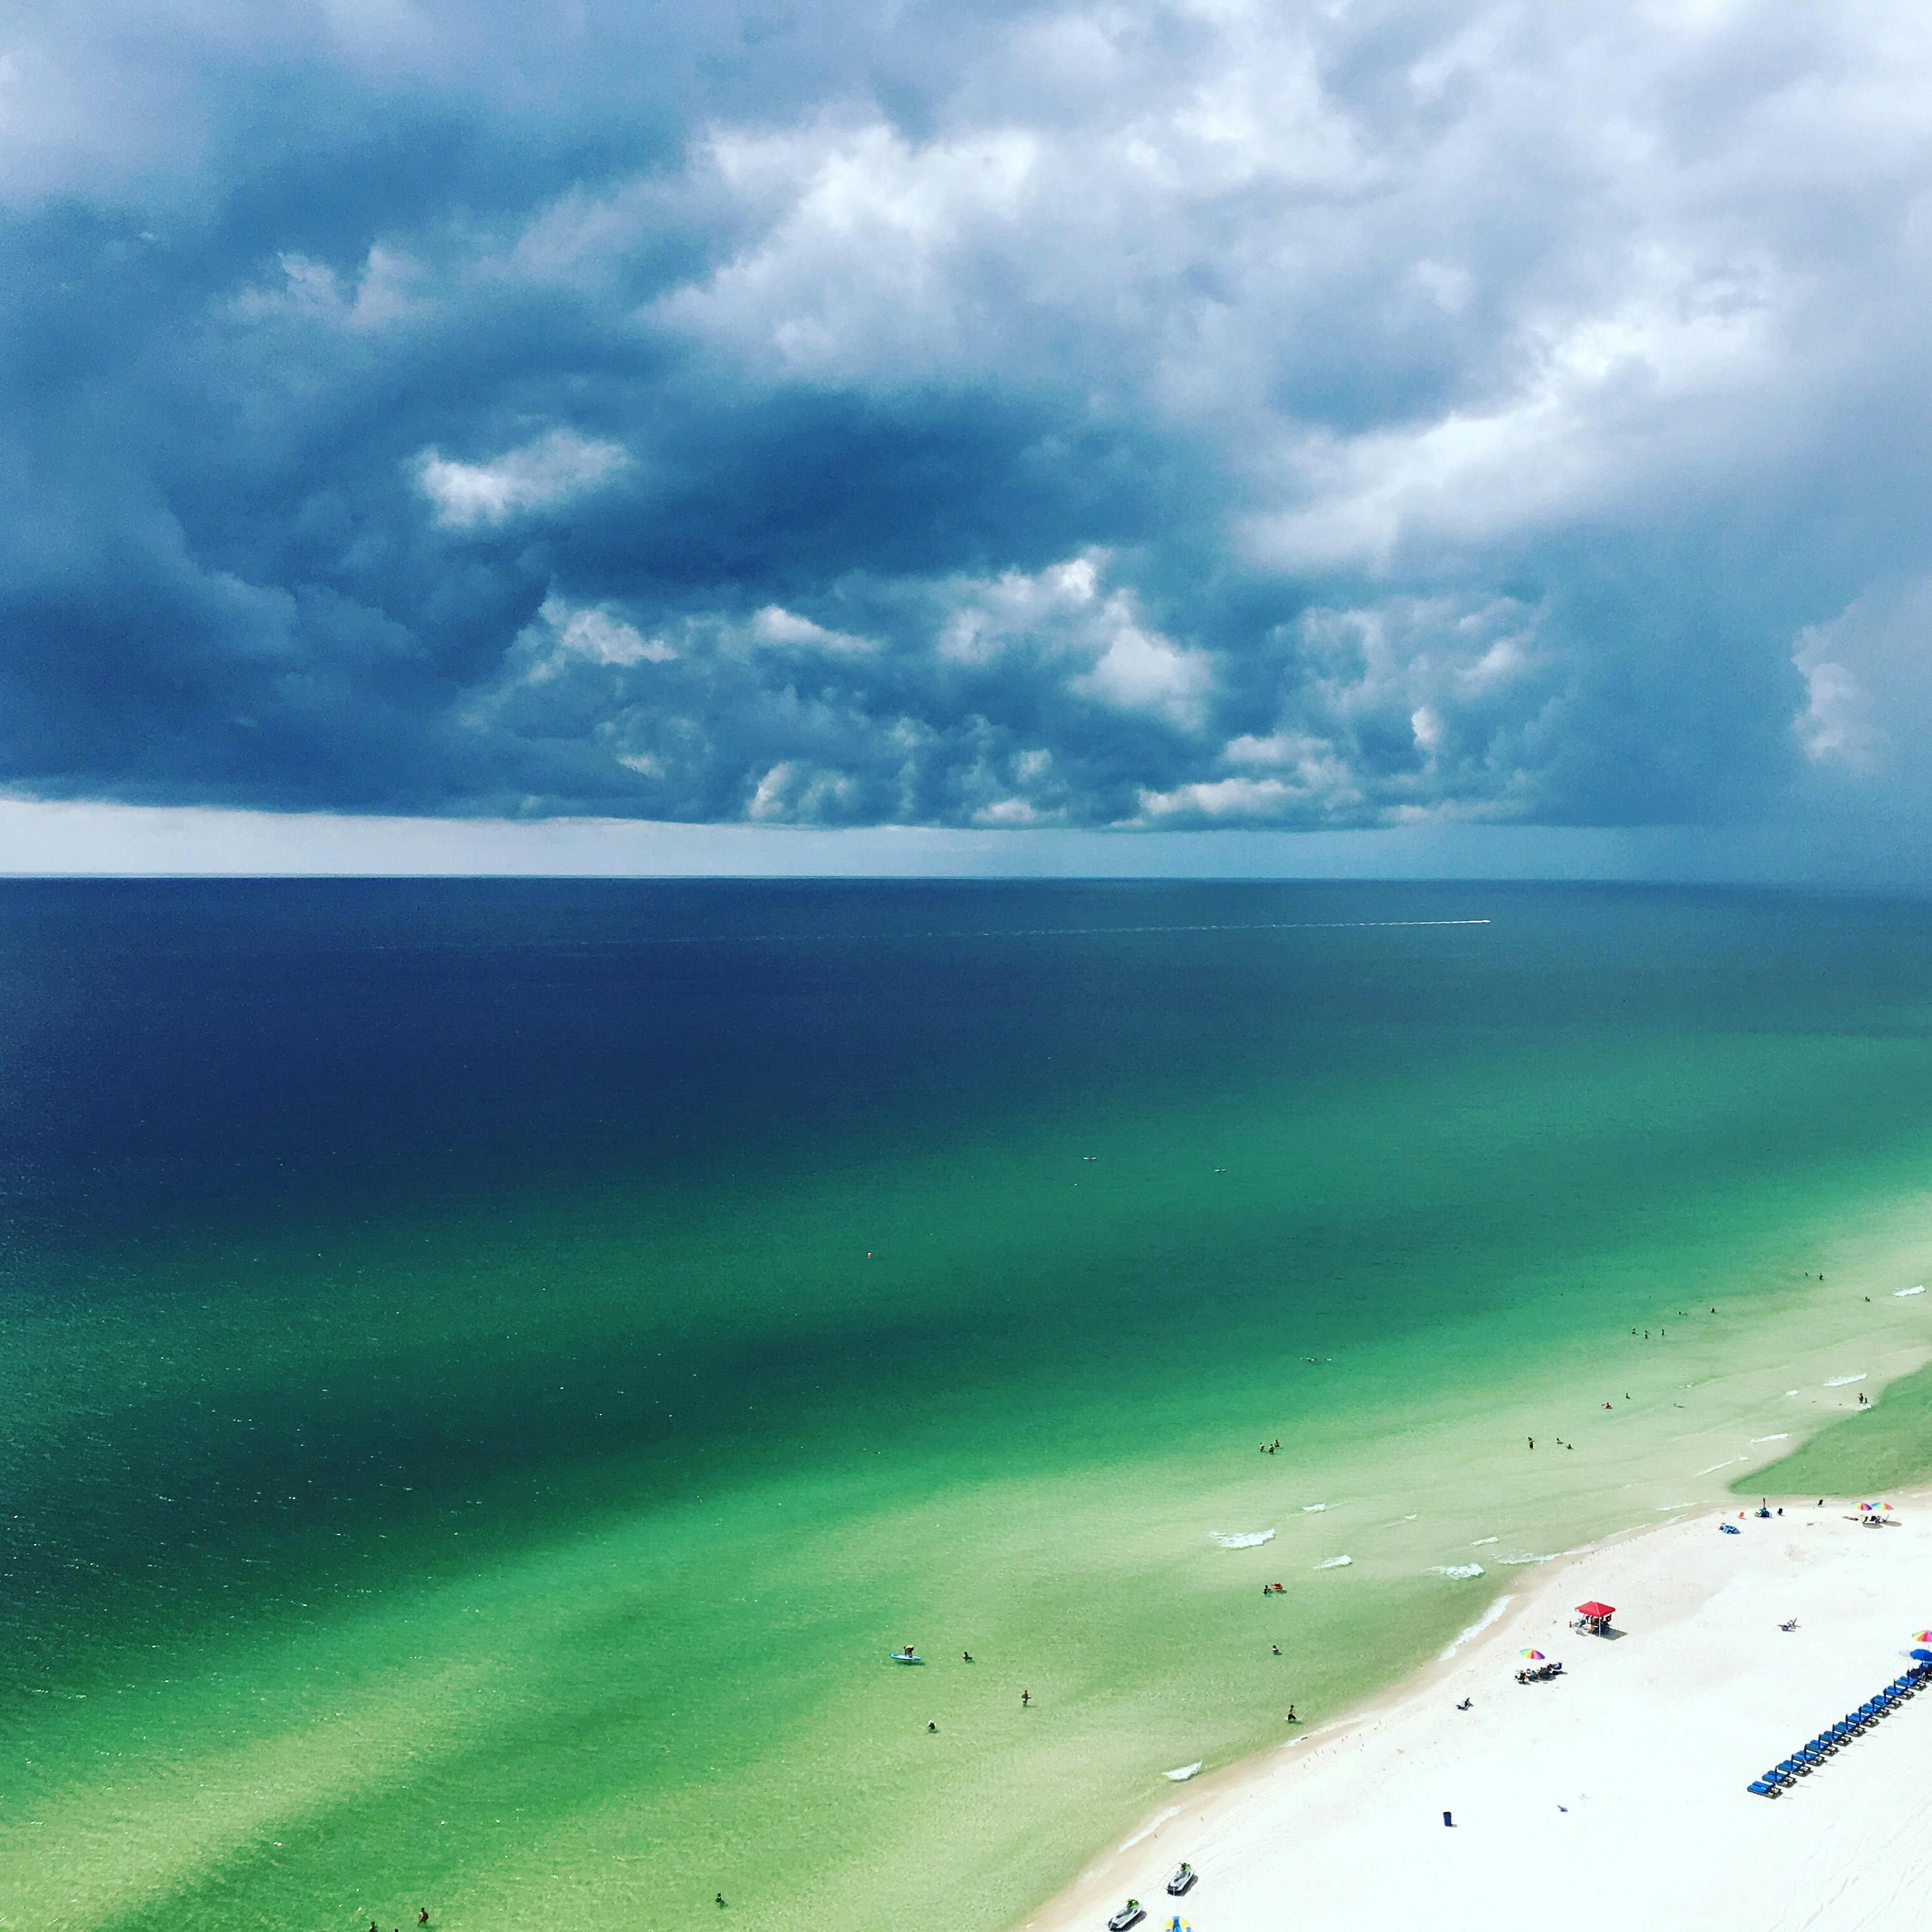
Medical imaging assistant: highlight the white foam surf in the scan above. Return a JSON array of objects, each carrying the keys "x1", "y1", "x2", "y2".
[
  {"x1": 1498, "y1": 1553, "x2": 1554, "y2": 1565},
  {"x1": 1825, "y1": 1373, "x2": 1867, "y2": 1387},
  {"x1": 1471, "y1": 1536, "x2": 1498, "y2": 1545},
  {"x1": 1897, "y1": 1285, "x2": 1926, "y2": 1297},
  {"x1": 1120, "y1": 1806, "x2": 1181, "y2": 1850},
  {"x1": 1439, "y1": 1592, "x2": 1514, "y2": 1658},
  {"x1": 1315, "y1": 1555, "x2": 1353, "y2": 1569},
  {"x1": 1163, "y1": 1762, "x2": 1202, "y2": 1781},
  {"x1": 1698, "y1": 1457, "x2": 1747, "y2": 1473},
  {"x1": 1430, "y1": 1563, "x2": 1485, "y2": 1579},
  {"x1": 1300, "y1": 1503, "x2": 1330, "y2": 1513},
  {"x1": 1751, "y1": 1433, "x2": 1790, "y2": 1443},
  {"x1": 1211, "y1": 1529, "x2": 1275, "y2": 1549}
]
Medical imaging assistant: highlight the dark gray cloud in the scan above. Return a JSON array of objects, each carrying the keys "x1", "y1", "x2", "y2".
[{"x1": 4, "y1": 1, "x2": 1932, "y2": 831}]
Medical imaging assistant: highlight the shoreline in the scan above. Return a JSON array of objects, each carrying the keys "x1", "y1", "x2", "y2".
[{"x1": 1015, "y1": 1485, "x2": 1932, "y2": 1931}]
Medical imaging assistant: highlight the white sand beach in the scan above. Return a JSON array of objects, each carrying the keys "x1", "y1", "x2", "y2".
[{"x1": 1021, "y1": 1493, "x2": 1932, "y2": 1932}]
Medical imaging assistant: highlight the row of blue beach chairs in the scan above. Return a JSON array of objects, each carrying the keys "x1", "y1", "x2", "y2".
[{"x1": 1747, "y1": 1661, "x2": 1928, "y2": 1795}]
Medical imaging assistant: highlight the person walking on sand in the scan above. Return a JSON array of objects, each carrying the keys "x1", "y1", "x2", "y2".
[{"x1": 1286, "y1": 1705, "x2": 1298, "y2": 1722}]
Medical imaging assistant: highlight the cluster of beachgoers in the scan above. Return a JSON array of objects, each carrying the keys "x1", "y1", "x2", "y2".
[{"x1": 1019, "y1": 1489, "x2": 1932, "y2": 1931}]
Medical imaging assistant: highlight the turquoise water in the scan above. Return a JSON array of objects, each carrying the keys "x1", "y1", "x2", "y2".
[{"x1": 3, "y1": 879, "x2": 1931, "y2": 1931}]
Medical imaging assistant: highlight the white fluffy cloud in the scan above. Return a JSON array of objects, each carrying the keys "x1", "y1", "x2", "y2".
[{"x1": 416, "y1": 432, "x2": 631, "y2": 529}]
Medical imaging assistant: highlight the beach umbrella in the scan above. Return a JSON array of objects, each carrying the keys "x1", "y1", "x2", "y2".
[
  {"x1": 1912, "y1": 1631, "x2": 1932, "y2": 1643},
  {"x1": 1911, "y1": 1648, "x2": 1932, "y2": 1662},
  {"x1": 1521, "y1": 1648, "x2": 1545, "y2": 1659},
  {"x1": 1859, "y1": 1502, "x2": 1873, "y2": 1511}
]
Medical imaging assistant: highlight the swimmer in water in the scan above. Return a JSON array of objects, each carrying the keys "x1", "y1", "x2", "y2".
[
  {"x1": 1022, "y1": 1689, "x2": 1030, "y2": 1706},
  {"x1": 1271, "y1": 1643, "x2": 1281, "y2": 1655},
  {"x1": 962, "y1": 1650, "x2": 973, "y2": 1662},
  {"x1": 927, "y1": 1721, "x2": 937, "y2": 1732}
]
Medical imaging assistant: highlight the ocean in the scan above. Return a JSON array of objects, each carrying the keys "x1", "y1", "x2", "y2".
[{"x1": 2, "y1": 877, "x2": 1929, "y2": 1931}]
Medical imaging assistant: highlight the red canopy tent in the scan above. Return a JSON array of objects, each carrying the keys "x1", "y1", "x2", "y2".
[{"x1": 1575, "y1": 1600, "x2": 1616, "y2": 1633}]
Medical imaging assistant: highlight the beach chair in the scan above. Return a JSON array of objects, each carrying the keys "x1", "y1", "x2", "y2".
[{"x1": 1747, "y1": 1779, "x2": 1776, "y2": 1797}]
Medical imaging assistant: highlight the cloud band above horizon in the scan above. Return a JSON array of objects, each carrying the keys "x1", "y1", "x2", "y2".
[{"x1": 5, "y1": 0, "x2": 1932, "y2": 843}]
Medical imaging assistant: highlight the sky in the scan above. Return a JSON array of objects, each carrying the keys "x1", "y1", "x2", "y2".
[{"x1": 4, "y1": 0, "x2": 1932, "y2": 877}]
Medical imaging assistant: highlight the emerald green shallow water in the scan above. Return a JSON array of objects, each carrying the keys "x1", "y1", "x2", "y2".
[{"x1": 3, "y1": 879, "x2": 1931, "y2": 1931}]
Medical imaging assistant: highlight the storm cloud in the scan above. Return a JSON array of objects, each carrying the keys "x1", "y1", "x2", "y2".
[{"x1": 4, "y1": 0, "x2": 1932, "y2": 832}]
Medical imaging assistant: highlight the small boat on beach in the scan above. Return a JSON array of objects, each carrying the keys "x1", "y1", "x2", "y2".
[
  {"x1": 1106, "y1": 1903, "x2": 1146, "y2": 1931},
  {"x1": 1165, "y1": 1860, "x2": 1197, "y2": 1894}
]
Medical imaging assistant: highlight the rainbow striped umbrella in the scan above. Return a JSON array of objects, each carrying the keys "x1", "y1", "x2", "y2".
[{"x1": 1521, "y1": 1648, "x2": 1545, "y2": 1660}]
